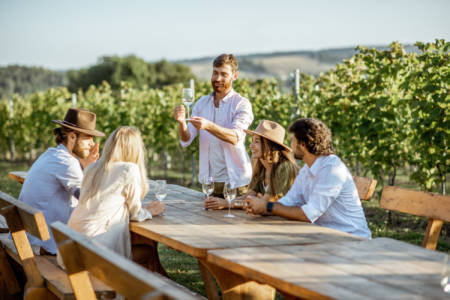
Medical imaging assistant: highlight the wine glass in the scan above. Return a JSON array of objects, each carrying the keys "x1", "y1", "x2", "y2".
[
  {"x1": 202, "y1": 176, "x2": 214, "y2": 210},
  {"x1": 155, "y1": 180, "x2": 167, "y2": 216},
  {"x1": 223, "y1": 182, "x2": 236, "y2": 218},
  {"x1": 182, "y1": 88, "x2": 194, "y2": 119},
  {"x1": 441, "y1": 254, "x2": 450, "y2": 294}
]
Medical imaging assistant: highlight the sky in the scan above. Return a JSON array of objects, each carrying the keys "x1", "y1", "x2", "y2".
[{"x1": 1, "y1": 0, "x2": 449, "y2": 70}]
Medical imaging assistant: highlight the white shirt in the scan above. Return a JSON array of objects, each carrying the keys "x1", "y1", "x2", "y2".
[
  {"x1": 209, "y1": 106, "x2": 228, "y2": 182},
  {"x1": 180, "y1": 89, "x2": 253, "y2": 188},
  {"x1": 66, "y1": 162, "x2": 152, "y2": 258},
  {"x1": 19, "y1": 144, "x2": 83, "y2": 254},
  {"x1": 279, "y1": 155, "x2": 371, "y2": 239}
]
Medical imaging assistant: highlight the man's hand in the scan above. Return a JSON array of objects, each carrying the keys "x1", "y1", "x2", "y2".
[
  {"x1": 79, "y1": 143, "x2": 99, "y2": 170},
  {"x1": 244, "y1": 195, "x2": 268, "y2": 215},
  {"x1": 174, "y1": 105, "x2": 186, "y2": 123},
  {"x1": 204, "y1": 196, "x2": 227, "y2": 210},
  {"x1": 188, "y1": 117, "x2": 212, "y2": 130},
  {"x1": 146, "y1": 201, "x2": 166, "y2": 216}
]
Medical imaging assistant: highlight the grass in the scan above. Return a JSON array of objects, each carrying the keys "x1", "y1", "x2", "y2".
[{"x1": 1, "y1": 161, "x2": 449, "y2": 298}]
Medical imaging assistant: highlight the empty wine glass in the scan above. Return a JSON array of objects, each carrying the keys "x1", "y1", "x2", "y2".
[
  {"x1": 182, "y1": 88, "x2": 194, "y2": 119},
  {"x1": 223, "y1": 182, "x2": 236, "y2": 218},
  {"x1": 202, "y1": 176, "x2": 214, "y2": 210},
  {"x1": 155, "y1": 180, "x2": 167, "y2": 216}
]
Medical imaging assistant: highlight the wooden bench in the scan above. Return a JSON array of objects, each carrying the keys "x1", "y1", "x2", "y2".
[
  {"x1": 380, "y1": 185, "x2": 450, "y2": 250},
  {"x1": 0, "y1": 190, "x2": 115, "y2": 299},
  {"x1": 353, "y1": 175, "x2": 377, "y2": 201},
  {"x1": 51, "y1": 221, "x2": 202, "y2": 300}
]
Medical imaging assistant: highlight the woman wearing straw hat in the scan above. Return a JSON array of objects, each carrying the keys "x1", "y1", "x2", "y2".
[{"x1": 205, "y1": 120, "x2": 298, "y2": 210}]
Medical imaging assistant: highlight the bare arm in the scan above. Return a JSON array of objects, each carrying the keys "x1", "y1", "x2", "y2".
[
  {"x1": 174, "y1": 105, "x2": 191, "y2": 142},
  {"x1": 189, "y1": 117, "x2": 238, "y2": 145},
  {"x1": 244, "y1": 195, "x2": 311, "y2": 222}
]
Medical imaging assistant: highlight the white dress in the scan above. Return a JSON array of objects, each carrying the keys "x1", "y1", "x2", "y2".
[{"x1": 66, "y1": 162, "x2": 152, "y2": 258}]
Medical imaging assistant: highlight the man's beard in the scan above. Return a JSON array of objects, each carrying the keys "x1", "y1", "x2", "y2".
[
  {"x1": 212, "y1": 80, "x2": 231, "y2": 93},
  {"x1": 73, "y1": 138, "x2": 90, "y2": 159}
]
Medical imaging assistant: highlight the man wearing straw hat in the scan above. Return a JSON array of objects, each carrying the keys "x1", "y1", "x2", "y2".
[
  {"x1": 174, "y1": 54, "x2": 253, "y2": 196},
  {"x1": 19, "y1": 108, "x2": 105, "y2": 255},
  {"x1": 244, "y1": 118, "x2": 371, "y2": 239}
]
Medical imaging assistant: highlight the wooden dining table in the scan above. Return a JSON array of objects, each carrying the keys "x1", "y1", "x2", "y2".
[
  {"x1": 207, "y1": 237, "x2": 449, "y2": 300},
  {"x1": 131, "y1": 184, "x2": 362, "y2": 300}
]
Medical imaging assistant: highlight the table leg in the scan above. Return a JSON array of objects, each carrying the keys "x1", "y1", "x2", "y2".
[
  {"x1": 198, "y1": 259, "x2": 275, "y2": 300},
  {"x1": 131, "y1": 233, "x2": 167, "y2": 277}
]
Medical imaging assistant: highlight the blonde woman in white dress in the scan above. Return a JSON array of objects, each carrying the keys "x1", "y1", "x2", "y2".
[{"x1": 60, "y1": 126, "x2": 165, "y2": 264}]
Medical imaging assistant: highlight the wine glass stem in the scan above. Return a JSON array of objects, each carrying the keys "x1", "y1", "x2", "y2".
[
  {"x1": 187, "y1": 105, "x2": 190, "y2": 119},
  {"x1": 228, "y1": 201, "x2": 231, "y2": 215}
]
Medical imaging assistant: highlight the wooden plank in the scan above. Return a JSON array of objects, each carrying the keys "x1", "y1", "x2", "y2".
[
  {"x1": 207, "y1": 238, "x2": 447, "y2": 300},
  {"x1": 353, "y1": 176, "x2": 377, "y2": 201},
  {"x1": 0, "y1": 245, "x2": 21, "y2": 295},
  {"x1": 52, "y1": 222, "x2": 202, "y2": 300},
  {"x1": 8, "y1": 171, "x2": 26, "y2": 184},
  {"x1": 422, "y1": 219, "x2": 444, "y2": 250},
  {"x1": 380, "y1": 185, "x2": 450, "y2": 222},
  {"x1": 0, "y1": 191, "x2": 50, "y2": 241}
]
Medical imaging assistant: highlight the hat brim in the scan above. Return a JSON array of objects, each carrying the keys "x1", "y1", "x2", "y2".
[
  {"x1": 244, "y1": 129, "x2": 292, "y2": 152},
  {"x1": 52, "y1": 120, "x2": 105, "y2": 137}
]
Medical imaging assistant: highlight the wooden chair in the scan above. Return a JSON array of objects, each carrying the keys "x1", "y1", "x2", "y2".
[
  {"x1": 51, "y1": 221, "x2": 202, "y2": 300},
  {"x1": 353, "y1": 176, "x2": 377, "y2": 201},
  {"x1": 0, "y1": 190, "x2": 115, "y2": 299},
  {"x1": 380, "y1": 186, "x2": 450, "y2": 250}
]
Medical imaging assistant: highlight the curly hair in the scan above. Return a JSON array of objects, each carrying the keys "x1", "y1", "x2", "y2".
[
  {"x1": 213, "y1": 54, "x2": 238, "y2": 73},
  {"x1": 53, "y1": 127, "x2": 75, "y2": 145},
  {"x1": 288, "y1": 118, "x2": 335, "y2": 156}
]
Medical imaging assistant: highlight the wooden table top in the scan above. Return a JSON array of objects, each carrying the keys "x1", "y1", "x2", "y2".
[
  {"x1": 207, "y1": 237, "x2": 448, "y2": 300},
  {"x1": 130, "y1": 184, "x2": 361, "y2": 259}
]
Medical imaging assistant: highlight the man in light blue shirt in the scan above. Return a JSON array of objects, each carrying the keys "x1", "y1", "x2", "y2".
[
  {"x1": 244, "y1": 118, "x2": 371, "y2": 239},
  {"x1": 19, "y1": 108, "x2": 105, "y2": 254}
]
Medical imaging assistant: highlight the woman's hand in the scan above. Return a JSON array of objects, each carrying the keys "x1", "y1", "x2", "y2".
[
  {"x1": 146, "y1": 201, "x2": 166, "y2": 216},
  {"x1": 204, "y1": 196, "x2": 227, "y2": 210}
]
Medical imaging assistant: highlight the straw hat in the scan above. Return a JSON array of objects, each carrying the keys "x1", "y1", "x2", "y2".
[
  {"x1": 52, "y1": 108, "x2": 105, "y2": 137},
  {"x1": 244, "y1": 120, "x2": 291, "y2": 152}
]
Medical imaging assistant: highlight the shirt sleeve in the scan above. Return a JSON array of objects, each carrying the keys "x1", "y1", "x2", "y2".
[
  {"x1": 180, "y1": 101, "x2": 199, "y2": 147},
  {"x1": 278, "y1": 169, "x2": 303, "y2": 206},
  {"x1": 55, "y1": 160, "x2": 83, "y2": 199},
  {"x1": 301, "y1": 164, "x2": 345, "y2": 223},
  {"x1": 124, "y1": 168, "x2": 152, "y2": 222},
  {"x1": 231, "y1": 99, "x2": 253, "y2": 142}
]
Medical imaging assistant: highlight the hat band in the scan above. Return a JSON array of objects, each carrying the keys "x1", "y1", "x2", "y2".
[{"x1": 61, "y1": 120, "x2": 94, "y2": 130}]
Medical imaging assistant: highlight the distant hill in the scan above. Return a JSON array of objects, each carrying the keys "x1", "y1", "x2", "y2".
[
  {"x1": 0, "y1": 65, "x2": 65, "y2": 99},
  {"x1": 179, "y1": 45, "x2": 419, "y2": 80}
]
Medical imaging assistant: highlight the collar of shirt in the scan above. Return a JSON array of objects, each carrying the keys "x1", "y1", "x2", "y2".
[
  {"x1": 210, "y1": 89, "x2": 236, "y2": 104},
  {"x1": 307, "y1": 155, "x2": 332, "y2": 177},
  {"x1": 57, "y1": 143, "x2": 71, "y2": 154}
]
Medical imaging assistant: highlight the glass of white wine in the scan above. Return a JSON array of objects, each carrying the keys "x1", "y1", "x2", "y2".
[
  {"x1": 182, "y1": 88, "x2": 194, "y2": 120},
  {"x1": 202, "y1": 176, "x2": 214, "y2": 210},
  {"x1": 223, "y1": 182, "x2": 236, "y2": 218},
  {"x1": 155, "y1": 180, "x2": 167, "y2": 216}
]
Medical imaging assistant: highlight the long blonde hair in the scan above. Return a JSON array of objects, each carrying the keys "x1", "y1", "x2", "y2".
[{"x1": 80, "y1": 126, "x2": 149, "y2": 203}]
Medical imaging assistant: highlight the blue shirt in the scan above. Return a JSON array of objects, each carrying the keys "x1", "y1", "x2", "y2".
[
  {"x1": 19, "y1": 144, "x2": 83, "y2": 254},
  {"x1": 279, "y1": 155, "x2": 372, "y2": 239}
]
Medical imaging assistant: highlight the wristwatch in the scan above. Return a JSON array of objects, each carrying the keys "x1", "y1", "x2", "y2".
[{"x1": 266, "y1": 201, "x2": 274, "y2": 214}]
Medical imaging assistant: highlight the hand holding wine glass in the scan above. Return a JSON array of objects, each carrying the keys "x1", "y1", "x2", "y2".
[{"x1": 223, "y1": 182, "x2": 237, "y2": 218}]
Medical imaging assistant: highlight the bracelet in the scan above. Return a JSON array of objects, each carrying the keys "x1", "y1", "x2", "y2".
[{"x1": 266, "y1": 201, "x2": 274, "y2": 214}]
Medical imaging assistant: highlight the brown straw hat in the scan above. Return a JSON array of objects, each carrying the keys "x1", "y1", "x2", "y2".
[
  {"x1": 244, "y1": 120, "x2": 291, "y2": 152},
  {"x1": 52, "y1": 108, "x2": 105, "y2": 137}
]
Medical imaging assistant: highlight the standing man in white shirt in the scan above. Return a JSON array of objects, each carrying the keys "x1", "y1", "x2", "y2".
[
  {"x1": 244, "y1": 118, "x2": 371, "y2": 239},
  {"x1": 174, "y1": 54, "x2": 253, "y2": 196},
  {"x1": 19, "y1": 108, "x2": 105, "y2": 255}
]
